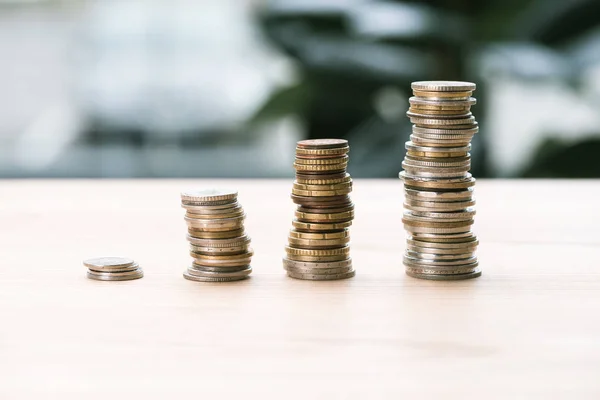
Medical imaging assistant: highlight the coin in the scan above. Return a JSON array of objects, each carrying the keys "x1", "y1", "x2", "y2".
[
  {"x1": 295, "y1": 173, "x2": 351, "y2": 185},
  {"x1": 294, "y1": 156, "x2": 349, "y2": 165},
  {"x1": 83, "y1": 256, "x2": 135, "y2": 271},
  {"x1": 297, "y1": 139, "x2": 348, "y2": 149},
  {"x1": 186, "y1": 266, "x2": 252, "y2": 279},
  {"x1": 87, "y1": 268, "x2": 144, "y2": 281},
  {"x1": 295, "y1": 209, "x2": 354, "y2": 222},
  {"x1": 183, "y1": 271, "x2": 248, "y2": 282},
  {"x1": 188, "y1": 228, "x2": 245, "y2": 239},
  {"x1": 292, "y1": 219, "x2": 353, "y2": 231},
  {"x1": 406, "y1": 268, "x2": 481, "y2": 280},
  {"x1": 412, "y1": 90, "x2": 473, "y2": 100},
  {"x1": 286, "y1": 269, "x2": 355, "y2": 280},
  {"x1": 411, "y1": 81, "x2": 476, "y2": 92},
  {"x1": 287, "y1": 236, "x2": 350, "y2": 249},
  {"x1": 295, "y1": 146, "x2": 350, "y2": 157},
  {"x1": 288, "y1": 230, "x2": 349, "y2": 239},
  {"x1": 282, "y1": 258, "x2": 353, "y2": 269},
  {"x1": 180, "y1": 188, "x2": 237, "y2": 203}
]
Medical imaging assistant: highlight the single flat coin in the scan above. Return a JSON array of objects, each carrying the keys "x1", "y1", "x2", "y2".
[
  {"x1": 403, "y1": 224, "x2": 473, "y2": 234},
  {"x1": 403, "y1": 255, "x2": 478, "y2": 267},
  {"x1": 83, "y1": 256, "x2": 135, "y2": 272},
  {"x1": 180, "y1": 188, "x2": 237, "y2": 203},
  {"x1": 409, "y1": 96, "x2": 476, "y2": 108},
  {"x1": 297, "y1": 139, "x2": 348, "y2": 149},
  {"x1": 291, "y1": 187, "x2": 352, "y2": 197},
  {"x1": 183, "y1": 271, "x2": 248, "y2": 282},
  {"x1": 408, "y1": 208, "x2": 476, "y2": 220},
  {"x1": 407, "y1": 236, "x2": 478, "y2": 248},
  {"x1": 184, "y1": 215, "x2": 245, "y2": 230},
  {"x1": 192, "y1": 255, "x2": 253, "y2": 267},
  {"x1": 405, "y1": 142, "x2": 471, "y2": 154},
  {"x1": 296, "y1": 146, "x2": 349, "y2": 157},
  {"x1": 410, "y1": 136, "x2": 472, "y2": 147},
  {"x1": 406, "y1": 269, "x2": 481, "y2": 280},
  {"x1": 407, "y1": 110, "x2": 472, "y2": 120},
  {"x1": 285, "y1": 253, "x2": 350, "y2": 262},
  {"x1": 292, "y1": 219, "x2": 353, "y2": 231},
  {"x1": 295, "y1": 173, "x2": 351, "y2": 185},
  {"x1": 403, "y1": 200, "x2": 476, "y2": 212},
  {"x1": 284, "y1": 265, "x2": 354, "y2": 275},
  {"x1": 289, "y1": 229, "x2": 349, "y2": 240},
  {"x1": 400, "y1": 171, "x2": 476, "y2": 190},
  {"x1": 402, "y1": 169, "x2": 469, "y2": 179},
  {"x1": 287, "y1": 269, "x2": 355, "y2": 280},
  {"x1": 297, "y1": 204, "x2": 354, "y2": 214},
  {"x1": 411, "y1": 81, "x2": 476, "y2": 92},
  {"x1": 183, "y1": 204, "x2": 243, "y2": 216},
  {"x1": 191, "y1": 249, "x2": 254, "y2": 261},
  {"x1": 87, "y1": 262, "x2": 140, "y2": 273},
  {"x1": 295, "y1": 209, "x2": 354, "y2": 222},
  {"x1": 412, "y1": 90, "x2": 473, "y2": 100},
  {"x1": 188, "y1": 228, "x2": 245, "y2": 239},
  {"x1": 404, "y1": 187, "x2": 473, "y2": 201},
  {"x1": 285, "y1": 246, "x2": 349, "y2": 257},
  {"x1": 404, "y1": 156, "x2": 471, "y2": 168},
  {"x1": 282, "y1": 257, "x2": 353, "y2": 269},
  {"x1": 189, "y1": 244, "x2": 249, "y2": 255},
  {"x1": 295, "y1": 156, "x2": 348, "y2": 165},
  {"x1": 87, "y1": 268, "x2": 144, "y2": 281},
  {"x1": 409, "y1": 115, "x2": 476, "y2": 127},
  {"x1": 287, "y1": 236, "x2": 350, "y2": 249},
  {"x1": 293, "y1": 181, "x2": 352, "y2": 191},
  {"x1": 406, "y1": 250, "x2": 475, "y2": 261},
  {"x1": 181, "y1": 201, "x2": 240, "y2": 212},
  {"x1": 412, "y1": 125, "x2": 479, "y2": 136},
  {"x1": 186, "y1": 209, "x2": 245, "y2": 220},
  {"x1": 410, "y1": 232, "x2": 476, "y2": 243},
  {"x1": 186, "y1": 234, "x2": 251, "y2": 248},
  {"x1": 190, "y1": 265, "x2": 251, "y2": 273},
  {"x1": 186, "y1": 266, "x2": 252, "y2": 278},
  {"x1": 293, "y1": 163, "x2": 348, "y2": 173},
  {"x1": 406, "y1": 243, "x2": 478, "y2": 255},
  {"x1": 291, "y1": 194, "x2": 351, "y2": 206}
]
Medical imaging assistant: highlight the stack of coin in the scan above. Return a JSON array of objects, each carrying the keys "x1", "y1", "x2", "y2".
[
  {"x1": 84, "y1": 257, "x2": 143, "y2": 281},
  {"x1": 283, "y1": 139, "x2": 355, "y2": 280},
  {"x1": 400, "y1": 81, "x2": 480, "y2": 280},
  {"x1": 181, "y1": 189, "x2": 253, "y2": 282}
]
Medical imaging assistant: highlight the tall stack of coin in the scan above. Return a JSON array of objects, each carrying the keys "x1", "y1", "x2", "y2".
[
  {"x1": 181, "y1": 189, "x2": 253, "y2": 282},
  {"x1": 400, "y1": 81, "x2": 480, "y2": 280},
  {"x1": 84, "y1": 257, "x2": 143, "y2": 281},
  {"x1": 283, "y1": 139, "x2": 355, "y2": 280}
]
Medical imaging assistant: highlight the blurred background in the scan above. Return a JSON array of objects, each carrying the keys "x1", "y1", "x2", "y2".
[{"x1": 2, "y1": 0, "x2": 600, "y2": 178}]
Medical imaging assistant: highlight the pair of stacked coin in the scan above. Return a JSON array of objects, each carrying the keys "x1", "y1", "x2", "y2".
[
  {"x1": 84, "y1": 257, "x2": 143, "y2": 281},
  {"x1": 181, "y1": 189, "x2": 253, "y2": 282},
  {"x1": 399, "y1": 81, "x2": 480, "y2": 280},
  {"x1": 283, "y1": 139, "x2": 355, "y2": 280}
]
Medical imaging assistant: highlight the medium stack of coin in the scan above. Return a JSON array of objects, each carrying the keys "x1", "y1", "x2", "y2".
[
  {"x1": 84, "y1": 257, "x2": 143, "y2": 281},
  {"x1": 181, "y1": 189, "x2": 253, "y2": 282},
  {"x1": 400, "y1": 81, "x2": 480, "y2": 280},
  {"x1": 283, "y1": 139, "x2": 355, "y2": 280}
]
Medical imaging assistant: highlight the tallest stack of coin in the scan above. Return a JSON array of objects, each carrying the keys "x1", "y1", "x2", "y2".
[
  {"x1": 283, "y1": 139, "x2": 355, "y2": 280},
  {"x1": 399, "y1": 81, "x2": 480, "y2": 280}
]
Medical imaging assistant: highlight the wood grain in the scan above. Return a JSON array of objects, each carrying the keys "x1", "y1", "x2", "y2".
[{"x1": 0, "y1": 179, "x2": 599, "y2": 399}]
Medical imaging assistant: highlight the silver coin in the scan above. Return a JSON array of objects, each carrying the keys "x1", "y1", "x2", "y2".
[
  {"x1": 284, "y1": 265, "x2": 354, "y2": 275},
  {"x1": 183, "y1": 271, "x2": 248, "y2": 282},
  {"x1": 404, "y1": 188, "x2": 474, "y2": 201},
  {"x1": 286, "y1": 269, "x2": 356, "y2": 281},
  {"x1": 412, "y1": 125, "x2": 479, "y2": 136},
  {"x1": 186, "y1": 234, "x2": 251, "y2": 248},
  {"x1": 186, "y1": 266, "x2": 252, "y2": 278},
  {"x1": 190, "y1": 265, "x2": 251, "y2": 273},
  {"x1": 189, "y1": 243, "x2": 250, "y2": 255},
  {"x1": 405, "y1": 268, "x2": 482, "y2": 280},
  {"x1": 407, "y1": 236, "x2": 478, "y2": 248},
  {"x1": 407, "y1": 208, "x2": 476, "y2": 220},
  {"x1": 180, "y1": 188, "x2": 237, "y2": 203},
  {"x1": 409, "y1": 96, "x2": 477, "y2": 108},
  {"x1": 405, "y1": 142, "x2": 471, "y2": 154},
  {"x1": 403, "y1": 255, "x2": 478, "y2": 267},
  {"x1": 87, "y1": 267, "x2": 144, "y2": 281},
  {"x1": 410, "y1": 232, "x2": 476, "y2": 242},
  {"x1": 406, "y1": 250, "x2": 475, "y2": 261},
  {"x1": 411, "y1": 81, "x2": 476, "y2": 92},
  {"x1": 406, "y1": 243, "x2": 478, "y2": 254},
  {"x1": 282, "y1": 258, "x2": 353, "y2": 269},
  {"x1": 83, "y1": 256, "x2": 135, "y2": 271}
]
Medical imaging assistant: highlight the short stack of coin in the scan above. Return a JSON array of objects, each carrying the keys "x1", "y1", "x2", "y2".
[
  {"x1": 400, "y1": 81, "x2": 480, "y2": 280},
  {"x1": 181, "y1": 189, "x2": 253, "y2": 282},
  {"x1": 283, "y1": 139, "x2": 355, "y2": 280},
  {"x1": 84, "y1": 257, "x2": 143, "y2": 281}
]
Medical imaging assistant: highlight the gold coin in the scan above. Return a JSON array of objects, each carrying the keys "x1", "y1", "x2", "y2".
[
  {"x1": 285, "y1": 253, "x2": 350, "y2": 262},
  {"x1": 295, "y1": 209, "x2": 354, "y2": 222},
  {"x1": 186, "y1": 234, "x2": 251, "y2": 248},
  {"x1": 189, "y1": 243, "x2": 250, "y2": 255},
  {"x1": 406, "y1": 150, "x2": 469, "y2": 158},
  {"x1": 294, "y1": 155, "x2": 348, "y2": 165},
  {"x1": 293, "y1": 162, "x2": 348, "y2": 172},
  {"x1": 191, "y1": 254, "x2": 253, "y2": 267},
  {"x1": 182, "y1": 204, "x2": 243, "y2": 215},
  {"x1": 191, "y1": 249, "x2": 254, "y2": 261},
  {"x1": 184, "y1": 215, "x2": 245, "y2": 230},
  {"x1": 185, "y1": 209, "x2": 245, "y2": 220},
  {"x1": 292, "y1": 181, "x2": 352, "y2": 191},
  {"x1": 408, "y1": 108, "x2": 471, "y2": 116},
  {"x1": 295, "y1": 146, "x2": 349, "y2": 156},
  {"x1": 285, "y1": 246, "x2": 349, "y2": 257},
  {"x1": 295, "y1": 173, "x2": 351, "y2": 185},
  {"x1": 291, "y1": 187, "x2": 352, "y2": 197}
]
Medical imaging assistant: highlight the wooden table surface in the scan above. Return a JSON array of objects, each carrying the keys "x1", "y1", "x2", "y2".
[{"x1": 1, "y1": 179, "x2": 599, "y2": 399}]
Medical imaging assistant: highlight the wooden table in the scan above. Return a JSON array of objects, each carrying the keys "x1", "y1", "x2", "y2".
[{"x1": 1, "y1": 179, "x2": 599, "y2": 399}]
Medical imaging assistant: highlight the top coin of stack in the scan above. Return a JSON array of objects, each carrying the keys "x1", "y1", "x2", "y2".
[
  {"x1": 284, "y1": 139, "x2": 355, "y2": 280},
  {"x1": 400, "y1": 81, "x2": 480, "y2": 280},
  {"x1": 181, "y1": 189, "x2": 253, "y2": 282}
]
